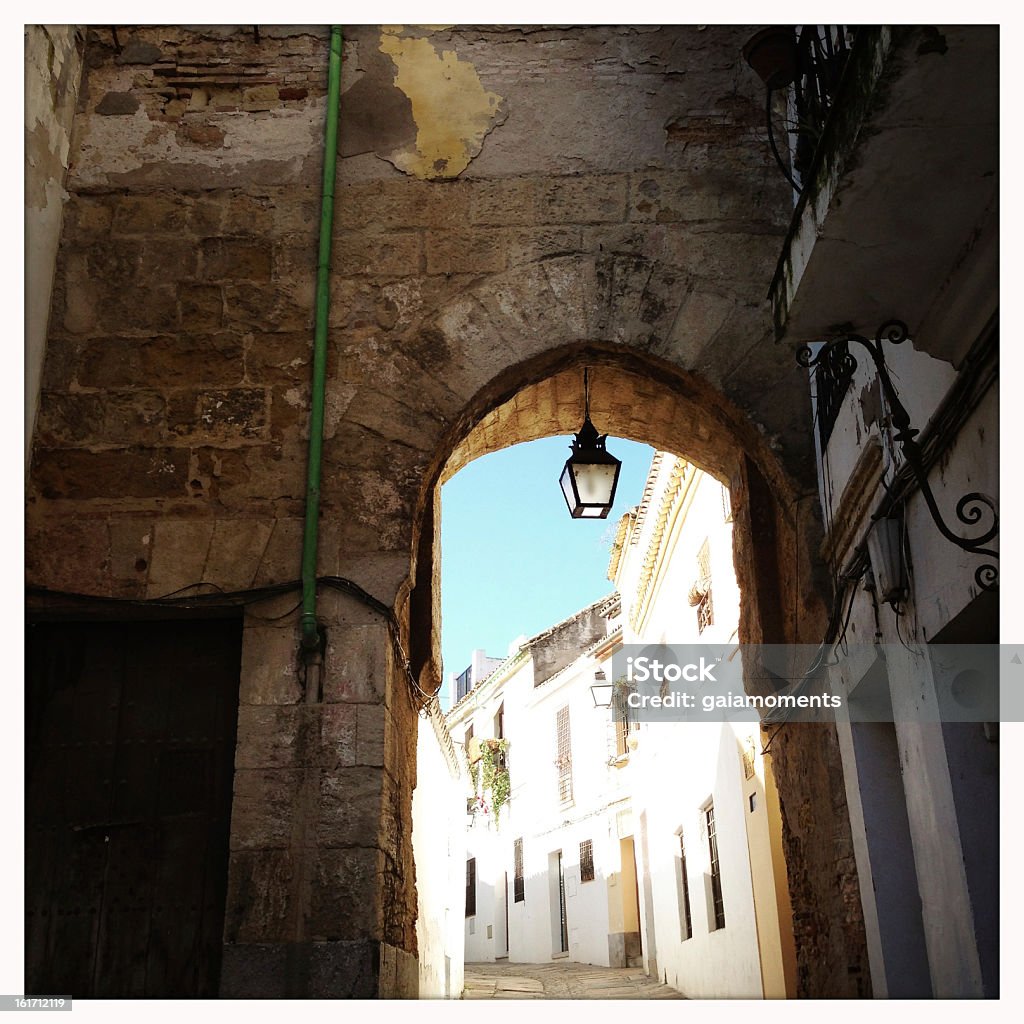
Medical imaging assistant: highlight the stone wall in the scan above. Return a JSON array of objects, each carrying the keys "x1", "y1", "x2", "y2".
[
  {"x1": 27, "y1": 24, "x2": 868, "y2": 997},
  {"x1": 25, "y1": 25, "x2": 85, "y2": 467}
]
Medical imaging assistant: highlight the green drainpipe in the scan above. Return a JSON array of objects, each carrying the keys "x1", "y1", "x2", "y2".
[{"x1": 300, "y1": 24, "x2": 343, "y2": 653}]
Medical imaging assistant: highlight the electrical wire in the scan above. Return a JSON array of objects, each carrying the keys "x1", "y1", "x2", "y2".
[{"x1": 27, "y1": 574, "x2": 439, "y2": 714}]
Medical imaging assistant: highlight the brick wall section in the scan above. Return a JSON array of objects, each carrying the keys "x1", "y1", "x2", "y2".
[{"x1": 27, "y1": 25, "x2": 868, "y2": 997}]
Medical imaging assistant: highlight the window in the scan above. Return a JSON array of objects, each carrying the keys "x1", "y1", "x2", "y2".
[
  {"x1": 678, "y1": 833, "x2": 693, "y2": 940},
  {"x1": 494, "y1": 702, "x2": 504, "y2": 740},
  {"x1": 465, "y1": 857, "x2": 476, "y2": 917},
  {"x1": 814, "y1": 339, "x2": 856, "y2": 449},
  {"x1": 555, "y1": 706, "x2": 573, "y2": 804},
  {"x1": 513, "y1": 838, "x2": 525, "y2": 902},
  {"x1": 706, "y1": 804, "x2": 725, "y2": 929},
  {"x1": 613, "y1": 684, "x2": 640, "y2": 757},
  {"x1": 455, "y1": 665, "x2": 473, "y2": 702},
  {"x1": 580, "y1": 839, "x2": 595, "y2": 883},
  {"x1": 694, "y1": 539, "x2": 714, "y2": 634}
]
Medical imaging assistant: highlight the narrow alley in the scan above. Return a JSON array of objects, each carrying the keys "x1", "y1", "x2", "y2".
[{"x1": 464, "y1": 961, "x2": 684, "y2": 999}]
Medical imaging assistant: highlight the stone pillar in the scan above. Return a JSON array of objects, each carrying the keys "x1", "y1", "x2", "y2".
[
  {"x1": 219, "y1": 588, "x2": 416, "y2": 997},
  {"x1": 885, "y1": 643, "x2": 986, "y2": 997}
]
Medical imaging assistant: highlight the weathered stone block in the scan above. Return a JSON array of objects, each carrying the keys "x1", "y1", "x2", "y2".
[
  {"x1": 252, "y1": 517, "x2": 303, "y2": 586},
  {"x1": 629, "y1": 171, "x2": 725, "y2": 222},
  {"x1": 219, "y1": 940, "x2": 381, "y2": 999},
  {"x1": 338, "y1": 180, "x2": 471, "y2": 230},
  {"x1": 95, "y1": 91, "x2": 140, "y2": 116},
  {"x1": 31, "y1": 448, "x2": 188, "y2": 501},
  {"x1": 116, "y1": 41, "x2": 163, "y2": 64},
  {"x1": 112, "y1": 195, "x2": 190, "y2": 235},
  {"x1": 203, "y1": 518, "x2": 275, "y2": 593},
  {"x1": 333, "y1": 231, "x2": 423, "y2": 277},
  {"x1": 107, "y1": 519, "x2": 154, "y2": 587},
  {"x1": 320, "y1": 704, "x2": 359, "y2": 769},
  {"x1": 235, "y1": 705, "x2": 325, "y2": 769},
  {"x1": 425, "y1": 231, "x2": 506, "y2": 275},
  {"x1": 308, "y1": 846, "x2": 381, "y2": 940},
  {"x1": 222, "y1": 194, "x2": 276, "y2": 235},
  {"x1": 224, "y1": 282, "x2": 308, "y2": 330},
  {"x1": 230, "y1": 768, "x2": 301, "y2": 849},
  {"x1": 468, "y1": 178, "x2": 539, "y2": 225},
  {"x1": 195, "y1": 388, "x2": 268, "y2": 439},
  {"x1": 239, "y1": 622, "x2": 303, "y2": 705},
  {"x1": 35, "y1": 390, "x2": 166, "y2": 447},
  {"x1": 178, "y1": 283, "x2": 224, "y2": 330},
  {"x1": 145, "y1": 518, "x2": 215, "y2": 597},
  {"x1": 78, "y1": 334, "x2": 244, "y2": 389},
  {"x1": 323, "y1": 623, "x2": 389, "y2": 704},
  {"x1": 540, "y1": 174, "x2": 628, "y2": 223},
  {"x1": 316, "y1": 767, "x2": 382, "y2": 848},
  {"x1": 223, "y1": 849, "x2": 296, "y2": 943},
  {"x1": 505, "y1": 227, "x2": 583, "y2": 267},
  {"x1": 25, "y1": 516, "x2": 110, "y2": 592},
  {"x1": 62, "y1": 197, "x2": 114, "y2": 243},
  {"x1": 242, "y1": 85, "x2": 280, "y2": 110},
  {"x1": 356, "y1": 704, "x2": 385, "y2": 767},
  {"x1": 98, "y1": 283, "x2": 179, "y2": 332},
  {"x1": 246, "y1": 332, "x2": 310, "y2": 385},
  {"x1": 201, "y1": 237, "x2": 274, "y2": 281}
]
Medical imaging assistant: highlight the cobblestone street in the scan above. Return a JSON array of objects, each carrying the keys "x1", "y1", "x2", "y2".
[{"x1": 463, "y1": 960, "x2": 684, "y2": 999}]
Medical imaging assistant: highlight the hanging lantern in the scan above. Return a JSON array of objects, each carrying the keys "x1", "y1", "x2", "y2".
[{"x1": 559, "y1": 369, "x2": 622, "y2": 519}]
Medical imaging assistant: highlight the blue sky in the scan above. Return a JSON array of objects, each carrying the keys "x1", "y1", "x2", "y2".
[{"x1": 439, "y1": 434, "x2": 654, "y2": 707}]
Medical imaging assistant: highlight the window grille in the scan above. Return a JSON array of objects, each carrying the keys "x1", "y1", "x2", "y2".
[
  {"x1": 706, "y1": 804, "x2": 725, "y2": 929},
  {"x1": 465, "y1": 857, "x2": 476, "y2": 917},
  {"x1": 555, "y1": 706, "x2": 573, "y2": 804},
  {"x1": 679, "y1": 834, "x2": 693, "y2": 940},
  {"x1": 815, "y1": 339, "x2": 856, "y2": 448},
  {"x1": 613, "y1": 685, "x2": 639, "y2": 756},
  {"x1": 580, "y1": 839, "x2": 595, "y2": 883},
  {"x1": 513, "y1": 838, "x2": 525, "y2": 902}
]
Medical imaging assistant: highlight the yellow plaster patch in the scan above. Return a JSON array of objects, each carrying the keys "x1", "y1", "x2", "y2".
[{"x1": 379, "y1": 33, "x2": 505, "y2": 180}]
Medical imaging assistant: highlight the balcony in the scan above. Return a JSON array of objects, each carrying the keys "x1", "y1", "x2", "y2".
[{"x1": 761, "y1": 26, "x2": 997, "y2": 366}]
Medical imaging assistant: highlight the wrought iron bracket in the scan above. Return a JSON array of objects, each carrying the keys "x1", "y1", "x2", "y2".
[{"x1": 797, "y1": 319, "x2": 998, "y2": 592}]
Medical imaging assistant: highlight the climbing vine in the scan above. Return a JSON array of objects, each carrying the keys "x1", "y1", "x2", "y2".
[{"x1": 468, "y1": 738, "x2": 511, "y2": 825}]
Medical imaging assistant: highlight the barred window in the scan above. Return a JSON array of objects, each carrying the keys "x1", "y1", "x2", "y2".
[
  {"x1": 613, "y1": 685, "x2": 640, "y2": 757},
  {"x1": 580, "y1": 839, "x2": 595, "y2": 883},
  {"x1": 465, "y1": 857, "x2": 476, "y2": 917},
  {"x1": 555, "y1": 705, "x2": 573, "y2": 804},
  {"x1": 513, "y1": 838, "x2": 525, "y2": 903}
]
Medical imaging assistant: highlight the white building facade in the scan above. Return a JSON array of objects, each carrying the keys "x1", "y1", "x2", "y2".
[{"x1": 445, "y1": 452, "x2": 796, "y2": 998}]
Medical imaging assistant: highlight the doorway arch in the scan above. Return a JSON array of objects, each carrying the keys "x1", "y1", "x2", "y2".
[{"x1": 395, "y1": 340, "x2": 869, "y2": 997}]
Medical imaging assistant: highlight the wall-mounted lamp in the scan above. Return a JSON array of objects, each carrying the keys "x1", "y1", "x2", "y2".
[
  {"x1": 798, "y1": 320, "x2": 998, "y2": 592},
  {"x1": 590, "y1": 669, "x2": 614, "y2": 709},
  {"x1": 560, "y1": 369, "x2": 622, "y2": 520},
  {"x1": 866, "y1": 516, "x2": 908, "y2": 608}
]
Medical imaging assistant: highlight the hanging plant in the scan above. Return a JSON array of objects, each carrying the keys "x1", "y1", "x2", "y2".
[{"x1": 473, "y1": 738, "x2": 511, "y2": 825}]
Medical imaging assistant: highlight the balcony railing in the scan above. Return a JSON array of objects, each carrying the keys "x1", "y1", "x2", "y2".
[{"x1": 744, "y1": 25, "x2": 856, "y2": 195}]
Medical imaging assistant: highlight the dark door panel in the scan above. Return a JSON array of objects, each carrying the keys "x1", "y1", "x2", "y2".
[{"x1": 26, "y1": 618, "x2": 242, "y2": 998}]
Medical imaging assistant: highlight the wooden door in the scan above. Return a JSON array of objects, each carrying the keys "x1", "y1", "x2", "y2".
[{"x1": 25, "y1": 618, "x2": 242, "y2": 998}]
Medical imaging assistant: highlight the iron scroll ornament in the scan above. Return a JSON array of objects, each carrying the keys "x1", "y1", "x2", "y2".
[{"x1": 797, "y1": 319, "x2": 998, "y2": 591}]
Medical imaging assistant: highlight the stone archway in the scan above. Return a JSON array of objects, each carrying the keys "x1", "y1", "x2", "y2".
[{"x1": 392, "y1": 343, "x2": 868, "y2": 999}]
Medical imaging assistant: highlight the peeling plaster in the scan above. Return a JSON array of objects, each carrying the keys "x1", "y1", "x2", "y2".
[{"x1": 378, "y1": 31, "x2": 506, "y2": 180}]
